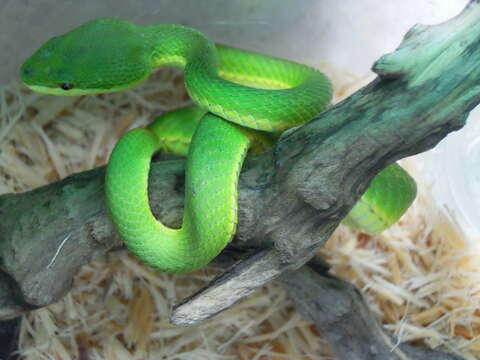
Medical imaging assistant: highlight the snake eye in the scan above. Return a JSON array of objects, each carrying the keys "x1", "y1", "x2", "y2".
[
  {"x1": 60, "y1": 83, "x2": 74, "y2": 90},
  {"x1": 22, "y1": 67, "x2": 33, "y2": 77}
]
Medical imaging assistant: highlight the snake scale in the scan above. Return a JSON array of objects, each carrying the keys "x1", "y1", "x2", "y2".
[{"x1": 20, "y1": 18, "x2": 417, "y2": 273}]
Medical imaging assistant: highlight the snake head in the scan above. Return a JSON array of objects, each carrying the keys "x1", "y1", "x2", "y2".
[{"x1": 20, "y1": 18, "x2": 152, "y2": 95}]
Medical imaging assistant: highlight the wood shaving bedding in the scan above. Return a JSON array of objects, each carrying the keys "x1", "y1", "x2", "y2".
[{"x1": 1, "y1": 65, "x2": 479, "y2": 359}]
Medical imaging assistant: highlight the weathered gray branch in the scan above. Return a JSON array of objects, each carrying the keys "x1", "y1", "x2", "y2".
[
  {"x1": 280, "y1": 257, "x2": 464, "y2": 360},
  {"x1": 1, "y1": 1, "x2": 480, "y2": 358}
]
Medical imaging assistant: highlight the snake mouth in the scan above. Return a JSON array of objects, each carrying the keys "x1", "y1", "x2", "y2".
[
  {"x1": 23, "y1": 76, "x2": 150, "y2": 96},
  {"x1": 24, "y1": 84, "x2": 126, "y2": 96},
  {"x1": 21, "y1": 72, "x2": 150, "y2": 96}
]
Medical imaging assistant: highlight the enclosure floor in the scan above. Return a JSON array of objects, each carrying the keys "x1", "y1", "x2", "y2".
[{"x1": 1, "y1": 65, "x2": 479, "y2": 359}]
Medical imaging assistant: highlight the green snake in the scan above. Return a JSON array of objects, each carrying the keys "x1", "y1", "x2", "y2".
[{"x1": 20, "y1": 18, "x2": 417, "y2": 273}]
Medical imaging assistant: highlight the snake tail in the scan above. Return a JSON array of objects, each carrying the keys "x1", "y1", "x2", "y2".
[{"x1": 343, "y1": 163, "x2": 417, "y2": 234}]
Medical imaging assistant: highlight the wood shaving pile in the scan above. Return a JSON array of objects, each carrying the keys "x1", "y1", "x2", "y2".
[{"x1": 1, "y1": 65, "x2": 479, "y2": 359}]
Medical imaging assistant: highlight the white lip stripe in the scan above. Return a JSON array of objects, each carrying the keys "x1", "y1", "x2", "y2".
[{"x1": 26, "y1": 84, "x2": 121, "y2": 96}]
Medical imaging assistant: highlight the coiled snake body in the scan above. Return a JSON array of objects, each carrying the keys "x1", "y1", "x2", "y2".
[{"x1": 21, "y1": 18, "x2": 416, "y2": 273}]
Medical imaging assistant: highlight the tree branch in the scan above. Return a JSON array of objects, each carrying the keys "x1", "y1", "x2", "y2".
[
  {"x1": 280, "y1": 257, "x2": 464, "y2": 360},
  {"x1": 1, "y1": 1, "x2": 480, "y2": 358}
]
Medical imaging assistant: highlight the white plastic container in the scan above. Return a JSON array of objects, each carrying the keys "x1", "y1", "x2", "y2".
[{"x1": 416, "y1": 107, "x2": 480, "y2": 243}]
